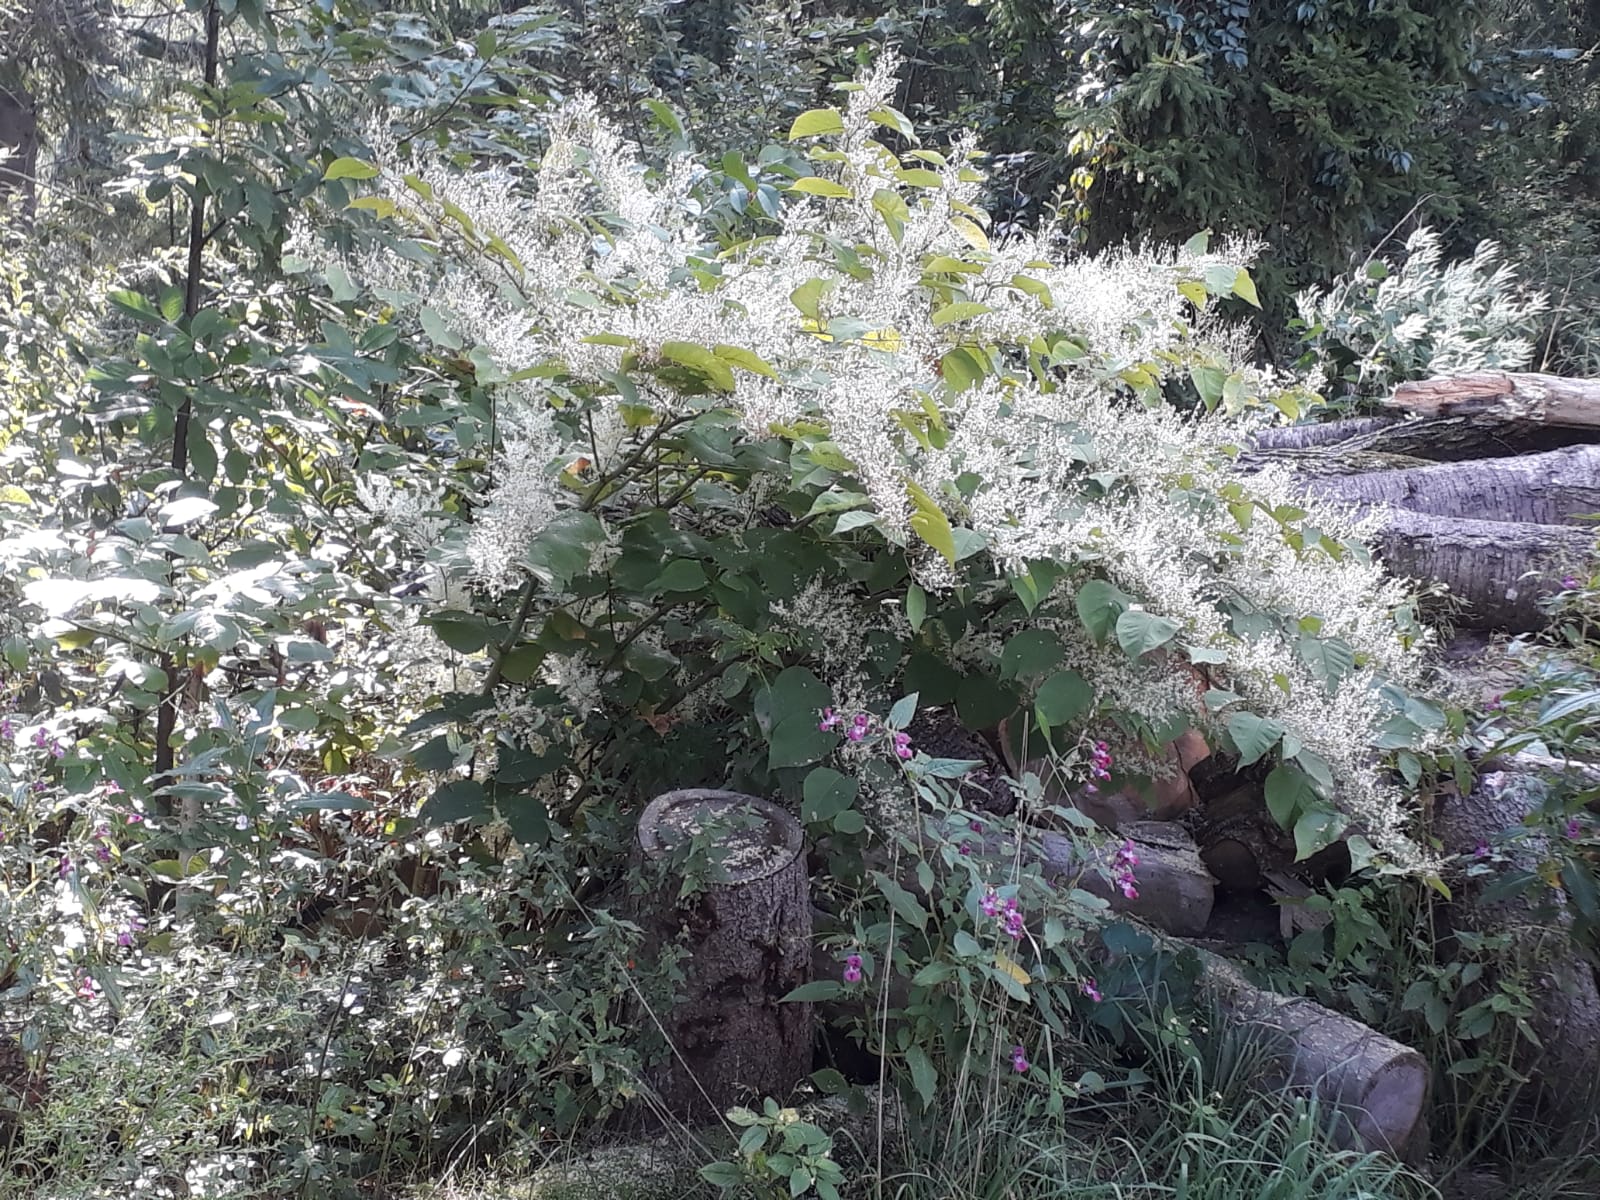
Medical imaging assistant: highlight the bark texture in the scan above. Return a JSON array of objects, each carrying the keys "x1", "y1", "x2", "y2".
[
  {"x1": 1199, "y1": 952, "x2": 1430, "y2": 1158},
  {"x1": 1387, "y1": 371, "x2": 1600, "y2": 429},
  {"x1": 1433, "y1": 771, "x2": 1600, "y2": 1124},
  {"x1": 1035, "y1": 822, "x2": 1215, "y2": 936},
  {"x1": 1372, "y1": 510, "x2": 1594, "y2": 630},
  {"x1": 1305, "y1": 445, "x2": 1600, "y2": 527},
  {"x1": 636, "y1": 790, "x2": 813, "y2": 1122}
]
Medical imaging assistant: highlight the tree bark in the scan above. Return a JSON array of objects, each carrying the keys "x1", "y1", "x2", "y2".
[
  {"x1": 1197, "y1": 951, "x2": 1430, "y2": 1158},
  {"x1": 1371, "y1": 510, "x2": 1594, "y2": 630},
  {"x1": 1025, "y1": 822, "x2": 1215, "y2": 936},
  {"x1": 1304, "y1": 445, "x2": 1600, "y2": 527},
  {"x1": 635, "y1": 789, "x2": 814, "y2": 1123},
  {"x1": 1387, "y1": 372, "x2": 1600, "y2": 429},
  {"x1": 1433, "y1": 770, "x2": 1600, "y2": 1126}
]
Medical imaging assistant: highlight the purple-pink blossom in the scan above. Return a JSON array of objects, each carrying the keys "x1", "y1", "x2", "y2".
[
  {"x1": 1567, "y1": 817, "x2": 1583, "y2": 840},
  {"x1": 892, "y1": 731, "x2": 913, "y2": 760},
  {"x1": 1010, "y1": 1045, "x2": 1029, "y2": 1073},
  {"x1": 1562, "y1": 574, "x2": 1582, "y2": 590},
  {"x1": 1003, "y1": 908, "x2": 1025, "y2": 940},
  {"x1": 1080, "y1": 978, "x2": 1102, "y2": 1002},
  {"x1": 980, "y1": 888, "x2": 1001, "y2": 918},
  {"x1": 846, "y1": 713, "x2": 870, "y2": 743},
  {"x1": 1473, "y1": 840, "x2": 1490, "y2": 860},
  {"x1": 818, "y1": 707, "x2": 840, "y2": 732},
  {"x1": 843, "y1": 953, "x2": 862, "y2": 984}
]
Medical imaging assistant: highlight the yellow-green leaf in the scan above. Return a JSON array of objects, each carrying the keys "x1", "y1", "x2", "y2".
[
  {"x1": 660, "y1": 341, "x2": 736, "y2": 392},
  {"x1": 906, "y1": 480, "x2": 956, "y2": 566},
  {"x1": 1178, "y1": 279, "x2": 1209, "y2": 309},
  {"x1": 950, "y1": 215, "x2": 989, "y2": 251},
  {"x1": 1232, "y1": 267, "x2": 1261, "y2": 308},
  {"x1": 713, "y1": 344, "x2": 777, "y2": 378},
  {"x1": 931, "y1": 301, "x2": 992, "y2": 328},
  {"x1": 346, "y1": 196, "x2": 397, "y2": 219},
  {"x1": 897, "y1": 167, "x2": 943, "y2": 188},
  {"x1": 323, "y1": 157, "x2": 380, "y2": 182},
  {"x1": 0, "y1": 485, "x2": 30, "y2": 505},
  {"x1": 994, "y1": 950, "x2": 1031, "y2": 987},
  {"x1": 788, "y1": 108, "x2": 844, "y2": 140},
  {"x1": 789, "y1": 177, "x2": 852, "y2": 199}
]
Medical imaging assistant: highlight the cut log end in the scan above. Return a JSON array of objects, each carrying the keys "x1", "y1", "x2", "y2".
[{"x1": 635, "y1": 790, "x2": 813, "y2": 1123}]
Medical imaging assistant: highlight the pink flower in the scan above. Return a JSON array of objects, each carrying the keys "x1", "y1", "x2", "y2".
[
  {"x1": 1473, "y1": 840, "x2": 1490, "y2": 860},
  {"x1": 893, "y1": 731, "x2": 913, "y2": 760},
  {"x1": 818, "y1": 707, "x2": 840, "y2": 732},
  {"x1": 842, "y1": 953, "x2": 863, "y2": 984},
  {"x1": 1080, "y1": 978, "x2": 1102, "y2": 1002},
  {"x1": 968, "y1": 820, "x2": 984, "y2": 834},
  {"x1": 958, "y1": 842, "x2": 971, "y2": 855},
  {"x1": 1566, "y1": 817, "x2": 1582, "y2": 840},
  {"x1": 1003, "y1": 909, "x2": 1025, "y2": 940},
  {"x1": 125, "y1": 811, "x2": 144, "y2": 825},
  {"x1": 1562, "y1": 574, "x2": 1582, "y2": 590},
  {"x1": 980, "y1": 888, "x2": 1001, "y2": 918},
  {"x1": 76, "y1": 975, "x2": 99, "y2": 1001},
  {"x1": 58, "y1": 856, "x2": 73, "y2": 879},
  {"x1": 1119, "y1": 879, "x2": 1139, "y2": 901},
  {"x1": 1010, "y1": 1045, "x2": 1029, "y2": 1073}
]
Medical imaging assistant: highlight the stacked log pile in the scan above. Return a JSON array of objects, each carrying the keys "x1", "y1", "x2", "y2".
[{"x1": 636, "y1": 373, "x2": 1600, "y2": 1158}]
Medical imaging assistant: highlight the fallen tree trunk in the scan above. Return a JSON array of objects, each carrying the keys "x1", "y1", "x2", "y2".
[
  {"x1": 968, "y1": 821, "x2": 1215, "y2": 937},
  {"x1": 1250, "y1": 415, "x2": 1600, "y2": 465},
  {"x1": 1305, "y1": 445, "x2": 1600, "y2": 527},
  {"x1": 1433, "y1": 770, "x2": 1600, "y2": 1126},
  {"x1": 1196, "y1": 951, "x2": 1429, "y2": 1158},
  {"x1": 1388, "y1": 372, "x2": 1600, "y2": 429},
  {"x1": 1371, "y1": 510, "x2": 1594, "y2": 630},
  {"x1": 634, "y1": 790, "x2": 814, "y2": 1122}
]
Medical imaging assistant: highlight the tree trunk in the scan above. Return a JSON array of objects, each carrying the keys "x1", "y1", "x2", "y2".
[
  {"x1": 1305, "y1": 445, "x2": 1600, "y2": 527},
  {"x1": 1433, "y1": 770, "x2": 1600, "y2": 1126},
  {"x1": 1371, "y1": 510, "x2": 1593, "y2": 630},
  {"x1": 1387, "y1": 372, "x2": 1600, "y2": 429},
  {"x1": 1197, "y1": 951, "x2": 1430, "y2": 1158},
  {"x1": 635, "y1": 789, "x2": 814, "y2": 1123},
  {"x1": 1031, "y1": 822, "x2": 1215, "y2": 936},
  {"x1": 1251, "y1": 414, "x2": 1600, "y2": 464}
]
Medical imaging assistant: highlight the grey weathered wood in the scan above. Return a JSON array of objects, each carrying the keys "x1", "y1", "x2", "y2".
[
  {"x1": 1304, "y1": 445, "x2": 1600, "y2": 527},
  {"x1": 1198, "y1": 951, "x2": 1429, "y2": 1157},
  {"x1": 1371, "y1": 510, "x2": 1593, "y2": 630},
  {"x1": 1033, "y1": 822, "x2": 1215, "y2": 937},
  {"x1": 635, "y1": 789, "x2": 813, "y2": 1121},
  {"x1": 1387, "y1": 372, "x2": 1600, "y2": 429}
]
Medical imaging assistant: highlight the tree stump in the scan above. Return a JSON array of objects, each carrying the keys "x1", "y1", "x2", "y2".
[{"x1": 635, "y1": 789, "x2": 813, "y2": 1123}]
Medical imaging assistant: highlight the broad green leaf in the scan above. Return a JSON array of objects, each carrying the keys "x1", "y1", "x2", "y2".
[
  {"x1": 789, "y1": 177, "x2": 852, "y2": 199},
  {"x1": 323, "y1": 156, "x2": 380, "y2": 181},
  {"x1": 1115, "y1": 610, "x2": 1181, "y2": 658},
  {"x1": 1293, "y1": 807, "x2": 1346, "y2": 861},
  {"x1": 906, "y1": 480, "x2": 956, "y2": 565},
  {"x1": 1227, "y1": 711, "x2": 1285, "y2": 767},
  {"x1": 1035, "y1": 670, "x2": 1093, "y2": 727},
  {"x1": 906, "y1": 582, "x2": 927, "y2": 632},
  {"x1": 421, "y1": 780, "x2": 490, "y2": 825},
  {"x1": 1264, "y1": 764, "x2": 1318, "y2": 828},
  {"x1": 1001, "y1": 630, "x2": 1064, "y2": 681},
  {"x1": 788, "y1": 108, "x2": 844, "y2": 139},
  {"x1": 1075, "y1": 579, "x2": 1131, "y2": 643},
  {"x1": 713, "y1": 344, "x2": 777, "y2": 378},
  {"x1": 1232, "y1": 268, "x2": 1261, "y2": 308},
  {"x1": 931, "y1": 301, "x2": 992, "y2": 327},
  {"x1": 802, "y1": 768, "x2": 858, "y2": 824},
  {"x1": 660, "y1": 341, "x2": 736, "y2": 391}
]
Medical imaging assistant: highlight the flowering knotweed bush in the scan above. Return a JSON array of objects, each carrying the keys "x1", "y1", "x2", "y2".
[
  {"x1": 313, "y1": 53, "x2": 1442, "y2": 868},
  {"x1": 1297, "y1": 226, "x2": 1549, "y2": 397}
]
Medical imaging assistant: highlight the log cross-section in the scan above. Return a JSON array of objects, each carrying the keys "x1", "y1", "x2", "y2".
[{"x1": 635, "y1": 789, "x2": 813, "y2": 1123}]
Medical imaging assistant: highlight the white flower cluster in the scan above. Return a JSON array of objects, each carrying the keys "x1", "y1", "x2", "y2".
[{"x1": 340, "y1": 57, "x2": 1436, "y2": 864}]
